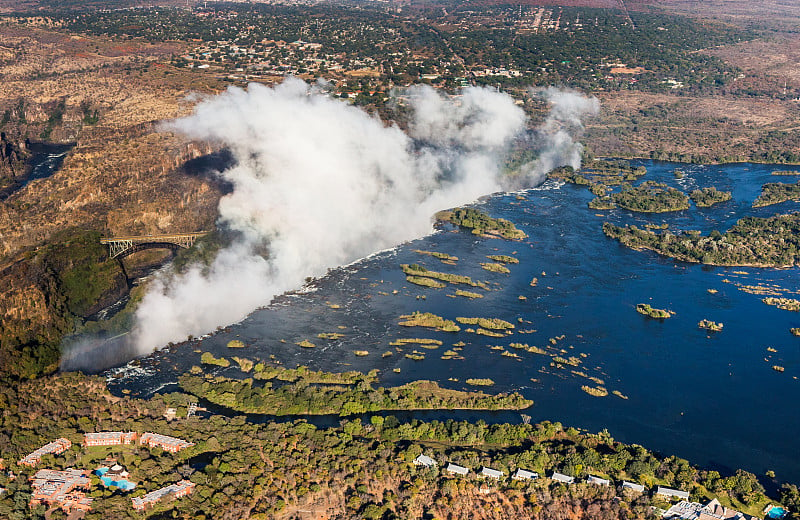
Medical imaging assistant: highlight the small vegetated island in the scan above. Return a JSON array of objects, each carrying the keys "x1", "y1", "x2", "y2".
[
  {"x1": 590, "y1": 181, "x2": 691, "y2": 213},
  {"x1": 636, "y1": 303, "x2": 673, "y2": 319},
  {"x1": 401, "y1": 263, "x2": 488, "y2": 289},
  {"x1": 603, "y1": 212, "x2": 800, "y2": 267},
  {"x1": 753, "y1": 180, "x2": 800, "y2": 207},
  {"x1": 547, "y1": 160, "x2": 647, "y2": 188},
  {"x1": 698, "y1": 319, "x2": 724, "y2": 332},
  {"x1": 690, "y1": 187, "x2": 733, "y2": 208},
  {"x1": 436, "y1": 207, "x2": 527, "y2": 240},
  {"x1": 178, "y1": 366, "x2": 532, "y2": 415}
]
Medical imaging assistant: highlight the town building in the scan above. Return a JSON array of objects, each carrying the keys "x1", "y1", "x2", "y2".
[
  {"x1": 664, "y1": 498, "x2": 757, "y2": 520},
  {"x1": 413, "y1": 454, "x2": 437, "y2": 467},
  {"x1": 29, "y1": 468, "x2": 93, "y2": 513},
  {"x1": 83, "y1": 431, "x2": 137, "y2": 447},
  {"x1": 657, "y1": 486, "x2": 691, "y2": 500},
  {"x1": 446, "y1": 463, "x2": 469, "y2": 476},
  {"x1": 622, "y1": 481, "x2": 645, "y2": 493},
  {"x1": 131, "y1": 480, "x2": 196, "y2": 511},
  {"x1": 480, "y1": 467, "x2": 504, "y2": 479},
  {"x1": 551, "y1": 472, "x2": 575, "y2": 484},
  {"x1": 587, "y1": 475, "x2": 611, "y2": 486},
  {"x1": 139, "y1": 432, "x2": 195, "y2": 453},
  {"x1": 512, "y1": 469, "x2": 539, "y2": 481},
  {"x1": 18, "y1": 438, "x2": 72, "y2": 467}
]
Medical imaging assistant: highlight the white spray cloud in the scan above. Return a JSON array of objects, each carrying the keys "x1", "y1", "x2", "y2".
[
  {"x1": 120, "y1": 78, "x2": 598, "y2": 357},
  {"x1": 515, "y1": 87, "x2": 600, "y2": 186}
]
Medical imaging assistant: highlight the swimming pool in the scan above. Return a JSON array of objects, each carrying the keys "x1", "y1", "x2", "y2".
[
  {"x1": 95, "y1": 467, "x2": 137, "y2": 491},
  {"x1": 767, "y1": 506, "x2": 787, "y2": 519}
]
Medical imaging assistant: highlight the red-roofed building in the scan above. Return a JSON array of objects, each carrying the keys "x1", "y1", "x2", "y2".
[
  {"x1": 83, "y1": 431, "x2": 137, "y2": 447},
  {"x1": 18, "y1": 438, "x2": 72, "y2": 467},
  {"x1": 131, "y1": 480, "x2": 195, "y2": 511},
  {"x1": 139, "y1": 433, "x2": 194, "y2": 453}
]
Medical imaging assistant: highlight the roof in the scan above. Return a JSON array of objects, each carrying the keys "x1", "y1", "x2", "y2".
[
  {"x1": 480, "y1": 467, "x2": 504, "y2": 479},
  {"x1": 30, "y1": 469, "x2": 90, "y2": 503},
  {"x1": 512, "y1": 469, "x2": 539, "y2": 480},
  {"x1": 551, "y1": 472, "x2": 575, "y2": 483},
  {"x1": 622, "y1": 481, "x2": 645, "y2": 492},
  {"x1": 587, "y1": 475, "x2": 610, "y2": 486},
  {"x1": 139, "y1": 432, "x2": 194, "y2": 450},
  {"x1": 131, "y1": 480, "x2": 195, "y2": 509},
  {"x1": 446, "y1": 463, "x2": 469, "y2": 475},
  {"x1": 19, "y1": 438, "x2": 71, "y2": 466},
  {"x1": 413, "y1": 455, "x2": 436, "y2": 467},
  {"x1": 657, "y1": 486, "x2": 690, "y2": 499}
]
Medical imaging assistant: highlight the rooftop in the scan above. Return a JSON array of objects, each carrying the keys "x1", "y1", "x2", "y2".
[
  {"x1": 551, "y1": 472, "x2": 575, "y2": 484},
  {"x1": 480, "y1": 467, "x2": 504, "y2": 479},
  {"x1": 513, "y1": 468, "x2": 538, "y2": 480},
  {"x1": 446, "y1": 463, "x2": 469, "y2": 476},
  {"x1": 622, "y1": 481, "x2": 645, "y2": 492},
  {"x1": 657, "y1": 486, "x2": 690, "y2": 500},
  {"x1": 413, "y1": 455, "x2": 437, "y2": 467}
]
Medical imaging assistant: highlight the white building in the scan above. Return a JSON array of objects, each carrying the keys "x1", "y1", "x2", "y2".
[
  {"x1": 413, "y1": 455, "x2": 437, "y2": 467},
  {"x1": 446, "y1": 463, "x2": 469, "y2": 476},
  {"x1": 512, "y1": 469, "x2": 539, "y2": 481}
]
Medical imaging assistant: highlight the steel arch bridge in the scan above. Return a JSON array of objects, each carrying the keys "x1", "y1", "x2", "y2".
[{"x1": 100, "y1": 232, "x2": 209, "y2": 259}]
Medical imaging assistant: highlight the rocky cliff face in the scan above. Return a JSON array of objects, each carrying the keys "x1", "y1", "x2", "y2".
[
  {"x1": 0, "y1": 131, "x2": 29, "y2": 182},
  {"x1": 0, "y1": 22, "x2": 230, "y2": 378}
]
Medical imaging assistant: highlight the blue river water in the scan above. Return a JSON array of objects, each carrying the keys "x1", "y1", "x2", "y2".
[{"x1": 107, "y1": 160, "x2": 800, "y2": 484}]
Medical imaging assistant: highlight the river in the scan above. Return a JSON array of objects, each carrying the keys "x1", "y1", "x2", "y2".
[{"x1": 105, "y1": 160, "x2": 800, "y2": 484}]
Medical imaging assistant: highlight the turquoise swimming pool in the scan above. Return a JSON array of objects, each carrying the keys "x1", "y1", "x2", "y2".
[
  {"x1": 95, "y1": 467, "x2": 136, "y2": 491},
  {"x1": 767, "y1": 506, "x2": 787, "y2": 519}
]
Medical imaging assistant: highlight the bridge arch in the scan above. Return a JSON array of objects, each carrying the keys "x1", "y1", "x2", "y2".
[{"x1": 100, "y1": 232, "x2": 209, "y2": 259}]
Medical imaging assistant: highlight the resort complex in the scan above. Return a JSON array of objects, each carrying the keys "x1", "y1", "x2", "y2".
[{"x1": 16, "y1": 432, "x2": 196, "y2": 514}]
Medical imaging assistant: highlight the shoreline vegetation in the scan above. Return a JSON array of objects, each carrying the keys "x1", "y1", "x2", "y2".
[
  {"x1": 753, "y1": 181, "x2": 800, "y2": 208},
  {"x1": 591, "y1": 181, "x2": 691, "y2": 213},
  {"x1": 178, "y1": 367, "x2": 532, "y2": 415},
  {"x1": 603, "y1": 212, "x2": 800, "y2": 267},
  {"x1": 690, "y1": 187, "x2": 733, "y2": 208},
  {"x1": 435, "y1": 207, "x2": 527, "y2": 240},
  {"x1": 2, "y1": 373, "x2": 794, "y2": 520}
]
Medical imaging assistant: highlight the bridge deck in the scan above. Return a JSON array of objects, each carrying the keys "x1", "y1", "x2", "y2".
[{"x1": 100, "y1": 232, "x2": 210, "y2": 258}]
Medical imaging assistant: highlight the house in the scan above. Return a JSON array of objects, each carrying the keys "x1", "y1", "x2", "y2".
[
  {"x1": 18, "y1": 438, "x2": 72, "y2": 467},
  {"x1": 446, "y1": 463, "x2": 469, "y2": 476},
  {"x1": 664, "y1": 498, "x2": 755, "y2": 520},
  {"x1": 622, "y1": 481, "x2": 645, "y2": 493},
  {"x1": 83, "y1": 431, "x2": 137, "y2": 447},
  {"x1": 587, "y1": 475, "x2": 610, "y2": 486},
  {"x1": 551, "y1": 472, "x2": 575, "y2": 484},
  {"x1": 131, "y1": 480, "x2": 195, "y2": 511},
  {"x1": 29, "y1": 468, "x2": 92, "y2": 513},
  {"x1": 413, "y1": 455, "x2": 437, "y2": 467},
  {"x1": 139, "y1": 433, "x2": 194, "y2": 453},
  {"x1": 480, "y1": 467, "x2": 504, "y2": 479},
  {"x1": 512, "y1": 469, "x2": 539, "y2": 481},
  {"x1": 657, "y1": 486, "x2": 690, "y2": 500}
]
